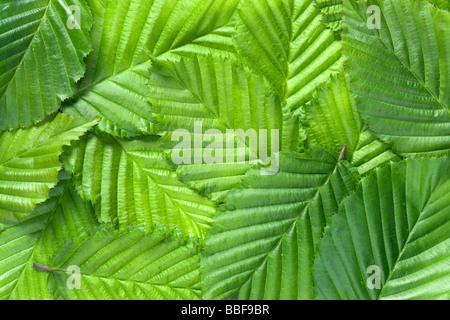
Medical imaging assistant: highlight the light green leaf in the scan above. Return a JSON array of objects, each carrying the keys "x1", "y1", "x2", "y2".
[
  {"x1": 0, "y1": 113, "x2": 98, "y2": 225},
  {"x1": 47, "y1": 224, "x2": 202, "y2": 300},
  {"x1": 202, "y1": 150, "x2": 360, "y2": 300},
  {"x1": 314, "y1": 156, "x2": 450, "y2": 300},
  {"x1": 0, "y1": 0, "x2": 93, "y2": 130},
  {"x1": 305, "y1": 73, "x2": 400, "y2": 175},
  {"x1": 63, "y1": 133, "x2": 216, "y2": 239},
  {"x1": 149, "y1": 55, "x2": 289, "y2": 200},
  {"x1": 166, "y1": 8, "x2": 241, "y2": 60},
  {"x1": 315, "y1": 0, "x2": 343, "y2": 34},
  {"x1": 234, "y1": 0, "x2": 343, "y2": 114},
  {"x1": 0, "y1": 171, "x2": 98, "y2": 300},
  {"x1": 427, "y1": 0, "x2": 450, "y2": 11},
  {"x1": 343, "y1": 0, "x2": 450, "y2": 155},
  {"x1": 176, "y1": 163, "x2": 253, "y2": 204},
  {"x1": 63, "y1": 0, "x2": 240, "y2": 137},
  {"x1": 150, "y1": 55, "x2": 282, "y2": 140}
]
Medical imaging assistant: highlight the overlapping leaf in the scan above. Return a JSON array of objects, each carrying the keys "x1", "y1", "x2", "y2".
[
  {"x1": 427, "y1": 0, "x2": 450, "y2": 11},
  {"x1": 315, "y1": 0, "x2": 450, "y2": 35},
  {"x1": 315, "y1": 0, "x2": 343, "y2": 34},
  {"x1": 47, "y1": 224, "x2": 202, "y2": 300},
  {"x1": 314, "y1": 156, "x2": 450, "y2": 300},
  {"x1": 343, "y1": 0, "x2": 450, "y2": 155},
  {"x1": 234, "y1": 0, "x2": 343, "y2": 114},
  {"x1": 0, "y1": 172, "x2": 98, "y2": 300},
  {"x1": 0, "y1": 113, "x2": 97, "y2": 225},
  {"x1": 149, "y1": 55, "x2": 287, "y2": 201},
  {"x1": 0, "y1": 0, "x2": 448, "y2": 302},
  {"x1": 63, "y1": 133, "x2": 215, "y2": 239},
  {"x1": 0, "y1": 0, "x2": 93, "y2": 130},
  {"x1": 150, "y1": 55, "x2": 282, "y2": 142},
  {"x1": 63, "y1": 0, "x2": 240, "y2": 137},
  {"x1": 202, "y1": 149, "x2": 360, "y2": 300},
  {"x1": 305, "y1": 73, "x2": 400, "y2": 175}
]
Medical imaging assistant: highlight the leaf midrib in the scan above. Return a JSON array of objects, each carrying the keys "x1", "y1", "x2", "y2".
[{"x1": 58, "y1": 271, "x2": 201, "y2": 294}]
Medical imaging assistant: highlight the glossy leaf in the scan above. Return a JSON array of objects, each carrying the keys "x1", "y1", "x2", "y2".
[
  {"x1": 149, "y1": 55, "x2": 286, "y2": 200},
  {"x1": 0, "y1": 172, "x2": 98, "y2": 300},
  {"x1": 0, "y1": 0, "x2": 93, "y2": 130},
  {"x1": 63, "y1": 133, "x2": 216, "y2": 239},
  {"x1": 305, "y1": 73, "x2": 400, "y2": 175},
  {"x1": 0, "y1": 113, "x2": 97, "y2": 225},
  {"x1": 343, "y1": 0, "x2": 450, "y2": 155},
  {"x1": 48, "y1": 224, "x2": 202, "y2": 300},
  {"x1": 63, "y1": 0, "x2": 240, "y2": 137},
  {"x1": 202, "y1": 149, "x2": 360, "y2": 300},
  {"x1": 314, "y1": 156, "x2": 450, "y2": 300},
  {"x1": 234, "y1": 0, "x2": 343, "y2": 114}
]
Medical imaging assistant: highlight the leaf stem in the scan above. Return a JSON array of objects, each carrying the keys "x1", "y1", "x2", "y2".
[
  {"x1": 32, "y1": 263, "x2": 66, "y2": 273},
  {"x1": 338, "y1": 144, "x2": 347, "y2": 162}
]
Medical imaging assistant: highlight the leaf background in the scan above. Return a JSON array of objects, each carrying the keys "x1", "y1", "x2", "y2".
[{"x1": 0, "y1": 0, "x2": 448, "y2": 300}]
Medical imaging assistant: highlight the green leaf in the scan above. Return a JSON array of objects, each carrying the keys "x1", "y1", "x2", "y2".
[
  {"x1": 343, "y1": 0, "x2": 450, "y2": 156},
  {"x1": 63, "y1": 0, "x2": 240, "y2": 137},
  {"x1": 234, "y1": 0, "x2": 343, "y2": 114},
  {"x1": 0, "y1": 113, "x2": 98, "y2": 225},
  {"x1": 47, "y1": 224, "x2": 202, "y2": 300},
  {"x1": 176, "y1": 163, "x2": 253, "y2": 204},
  {"x1": 63, "y1": 133, "x2": 216, "y2": 239},
  {"x1": 150, "y1": 55, "x2": 282, "y2": 140},
  {"x1": 0, "y1": 0, "x2": 93, "y2": 130},
  {"x1": 315, "y1": 0, "x2": 343, "y2": 34},
  {"x1": 305, "y1": 73, "x2": 400, "y2": 175},
  {"x1": 314, "y1": 156, "x2": 450, "y2": 300},
  {"x1": 149, "y1": 55, "x2": 288, "y2": 200},
  {"x1": 201, "y1": 150, "x2": 360, "y2": 300},
  {"x1": 0, "y1": 171, "x2": 98, "y2": 300},
  {"x1": 427, "y1": 0, "x2": 450, "y2": 11}
]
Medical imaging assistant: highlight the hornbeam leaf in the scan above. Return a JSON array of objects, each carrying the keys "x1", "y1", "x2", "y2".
[
  {"x1": 176, "y1": 163, "x2": 253, "y2": 203},
  {"x1": 0, "y1": 0, "x2": 93, "y2": 130},
  {"x1": 201, "y1": 149, "x2": 360, "y2": 300},
  {"x1": 315, "y1": 0, "x2": 344, "y2": 34},
  {"x1": 427, "y1": 0, "x2": 450, "y2": 11},
  {"x1": 47, "y1": 224, "x2": 202, "y2": 300},
  {"x1": 305, "y1": 73, "x2": 400, "y2": 175},
  {"x1": 149, "y1": 55, "x2": 282, "y2": 140},
  {"x1": 63, "y1": 133, "x2": 216, "y2": 239},
  {"x1": 314, "y1": 156, "x2": 450, "y2": 300},
  {"x1": 0, "y1": 172, "x2": 98, "y2": 300},
  {"x1": 149, "y1": 55, "x2": 291, "y2": 200},
  {"x1": 63, "y1": 0, "x2": 240, "y2": 137},
  {"x1": 0, "y1": 113, "x2": 98, "y2": 224},
  {"x1": 343, "y1": 0, "x2": 450, "y2": 155},
  {"x1": 314, "y1": 0, "x2": 450, "y2": 37},
  {"x1": 234, "y1": 0, "x2": 343, "y2": 114}
]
